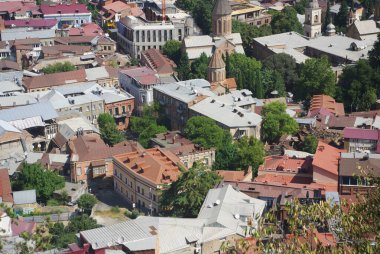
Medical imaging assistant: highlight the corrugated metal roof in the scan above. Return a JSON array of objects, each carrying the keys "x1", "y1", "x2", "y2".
[{"x1": 0, "y1": 102, "x2": 58, "y2": 122}]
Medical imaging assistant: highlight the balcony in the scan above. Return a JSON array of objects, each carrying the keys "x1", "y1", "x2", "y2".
[{"x1": 113, "y1": 112, "x2": 131, "y2": 118}]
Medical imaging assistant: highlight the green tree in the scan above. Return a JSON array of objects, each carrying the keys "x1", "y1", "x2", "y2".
[
  {"x1": 138, "y1": 123, "x2": 167, "y2": 148},
  {"x1": 302, "y1": 134, "x2": 318, "y2": 154},
  {"x1": 77, "y1": 194, "x2": 97, "y2": 214},
  {"x1": 261, "y1": 102, "x2": 299, "y2": 142},
  {"x1": 323, "y1": 3, "x2": 332, "y2": 32},
  {"x1": 232, "y1": 20, "x2": 272, "y2": 55},
  {"x1": 337, "y1": 59, "x2": 380, "y2": 112},
  {"x1": 261, "y1": 68, "x2": 286, "y2": 98},
  {"x1": 162, "y1": 40, "x2": 182, "y2": 64},
  {"x1": 212, "y1": 132, "x2": 239, "y2": 171},
  {"x1": 227, "y1": 53, "x2": 262, "y2": 96},
  {"x1": 97, "y1": 113, "x2": 124, "y2": 146},
  {"x1": 41, "y1": 62, "x2": 76, "y2": 74},
  {"x1": 294, "y1": 0, "x2": 308, "y2": 14},
  {"x1": 263, "y1": 53, "x2": 299, "y2": 92},
  {"x1": 175, "y1": 0, "x2": 194, "y2": 11},
  {"x1": 66, "y1": 214, "x2": 99, "y2": 232},
  {"x1": 270, "y1": 7, "x2": 303, "y2": 34},
  {"x1": 12, "y1": 163, "x2": 65, "y2": 203},
  {"x1": 192, "y1": 0, "x2": 213, "y2": 35},
  {"x1": 369, "y1": 34, "x2": 380, "y2": 69},
  {"x1": 160, "y1": 162, "x2": 221, "y2": 217},
  {"x1": 189, "y1": 52, "x2": 209, "y2": 79},
  {"x1": 176, "y1": 51, "x2": 191, "y2": 81},
  {"x1": 335, "y1": 0, "x2": 349, "y2": 28},
  {"x1": 295, "y1": 56, "x2": 336, "y2": 101},
  {"x1": 236, "y1": 136, "x2": 265, "y2": 176},
  {"x1": 184, "y1": 116, "x2": 226, "y2": 149}
]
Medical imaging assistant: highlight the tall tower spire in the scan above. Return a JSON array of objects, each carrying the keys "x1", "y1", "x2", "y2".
[
  {"x1": 212, "y1": 0, "x2": 232, "y2": 37},
  {"x1": 304, "y1": 0, "x2": 322, "y2": 38}
]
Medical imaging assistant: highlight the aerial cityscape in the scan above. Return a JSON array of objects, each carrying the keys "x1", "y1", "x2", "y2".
[{"x1": 0, "y1": 0, "x2": 379, "y2": 253}]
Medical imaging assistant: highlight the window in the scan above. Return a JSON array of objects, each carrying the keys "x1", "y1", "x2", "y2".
[
  {"x1": 92, "y1": 104, "x2": 95, "y2": 110},
  {"x1": 99, "y1": 104, "x2": 102, "y2": 110},
  {"x1": 128, "y1": 105, "x2": 131, "y2": 111},
  {"x1": 153, "y1": 195, "x2": 156, "y2": 202},
  {"x1": 109, "y1": 109, "x2": 113, "y2": 114},
  {"x1": 125, "y1": 178, "x2": 128, "y2": 184},
  {"x1": 158, "y1": 30, "x2": 162, "y2": 41},
  {"x1": 79, "y1": 107, "x2": 82, "y2": 112},
  {"x1": 136, "y1": 31, "x2": 140, "y2": 42},
  {"x1": 142, "y1": 189, "x2": 144, "y2": 195},
  {"x1": 115, "y1": 107, "x2": 119, "y2": 115},
  {"x1": 86, "y1": 106, "x2": 90, "y2": 112},
  {"x1": 122, "y1": 106, "x2": 126, "y2": 113},
  {"x1": 137, "y1": 186, "x2": 140, "y2": 193}
]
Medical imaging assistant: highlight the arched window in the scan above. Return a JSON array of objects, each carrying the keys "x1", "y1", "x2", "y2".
[
  {"x1": 218, "y1": 20, "x2": 222, "y2": 34},
  {"x1": 223, "y1": 20, "x2": 227, "y2": 34},
  {"x1": 314, "y1": 14, "x2": 318, "y2": 23}
]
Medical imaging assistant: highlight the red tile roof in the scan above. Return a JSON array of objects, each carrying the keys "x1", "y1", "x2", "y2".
[
  {"x1": 343, "y1": 128, "x2": 380, "y2": 140},
  {"x1": 216, "y1": 170, "x2": 250, "y2": 181},
  {"x1": 4, "y1": 19, "x2": 57, "y2": 28},
  {"x1": 0, "y1": 1, "x2": 38, "y2": 14},
  {"x1": 40, "y1": 4, "x2": 90, "y2": 15},
  {"x1": 11, "y1": 219, "x2": 36, "y2": 236},
  {"x1": 114, "y1": 147, "x2": 184, "y2": 185},
  {"x1": 312, "y1": 141, "x2": 342, "y2": 177},
  {"x1": 23, "y1": 69, "x2": 86, "y2": 90},
  {"x1": 308, "y1": 95, "x2": 345, "y2": 116},
  {"x1": 68, "y1": 23, "x2": 104, "y2": 36},
  {"x1": 0, "y1": 60, "x2": 21, "y2": 71},
  {"x1": 103, "y1": 1, "x2": 130, "y2": 12},
  {"x1": 0, "y1": 168, "x2": 13, "y2": 203},
  {"x1": 259, "y1": 155, "x2": 313, "y2": 173},
  {"x1": 141, "y1": 48, "x2": 176, "y2": 75},
  {"x1": 119, "y1": 67, "x2": 159, "y2": 85}
]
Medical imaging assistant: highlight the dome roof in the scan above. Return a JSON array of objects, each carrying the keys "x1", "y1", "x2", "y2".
[{"x1": 327, "y1": 23, "x2": 335, "y2": 30}]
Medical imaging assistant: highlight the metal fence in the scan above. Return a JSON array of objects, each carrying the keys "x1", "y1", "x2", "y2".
[{"x1": 21, "y1": 212, "x2": 76, "y2": 223}]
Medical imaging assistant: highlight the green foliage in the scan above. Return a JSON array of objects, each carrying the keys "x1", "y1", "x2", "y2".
[
  {"x1": 124, "y1": 209, "x2": 142, "y2": 219},
  {"x1": 270, "y1": 7, "x2": 303, "y2": 34},
  {"x1": 236, "y1": 136, "x2": 265, "y2": 176},
  {"x1": 189, "y1": 53, "x2": 209, "y2": 80},
  {"x1": 162, "y1": 40, "x2": 182, "y2": 64},
  {"x1": 323, "y1": 3, "x2": 332, "y2": 32},
  {"x1": 212, "y1": 132, "x2": 239, "y2": 171},
  {"x1": 337, "y1": 59, "x2": 380, "y2": 112},
  {"x1": 369, "y1": 34, "x2": 380, "y2": 69},
  {"x1": 98, "y1": 113, "x2": 124, "y2": 146},
  {"x1": 77, "y1": 194, "x2": 97, "y2": 214},
  {"x1": 176, "y1": 51, "x2": 191, "y2": 81},
  {"x1": 261, "y1": 102, "x2": 299, "y2": 142},
  {"x1": 227, "y1": 53, "x2": 263, "y2": 97},
  {"x1": 130, "y1": 103, "x2": 167, "y2": 148},
  {"x1": 294, "y1": 0, "x2": 308, "y2": 14},
  {"x1": 12, "y1": 163, "x2": 65, "y2": 203},
  {"x1": 66, "y1": 214, "x2": 99, "y2": 232},
  {"x1": 232, "y1": 20, "x2": 272, "y2": 55},
  {"x1": 263, "y1": 53, "x2": 299, "y2": 93},
  {"x1": 295, "y1": 57, "x2": 336, "y2": 101},
  {"x1": 184, "y1": 116, "x2": 226, "y2": 149},
  {"x1": 111, "y1": 206, "x2": 120, "y2": 213},
  {"x1": 192, "y1": 0, "x2": 213, "y2": 35},
  {"x1": 41, "y1": 61, "x2": 76, "y2": 74},
  {"x1": 335, "y1": 0, "x2": 349, "y2": 28},
  {"x1": 260, "y1": 68, "x2": 286, "y2": 98},
  {"x1": 160, "y1": 162, "x2": 221, "y2": 217},
  {"x1": 302, "y1": 134, "x2": 318, "y2": 154}
]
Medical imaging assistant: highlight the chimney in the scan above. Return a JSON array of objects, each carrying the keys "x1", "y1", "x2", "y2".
[{"x1": 0, "y1": 17, "x2": 5, "y2": 31}]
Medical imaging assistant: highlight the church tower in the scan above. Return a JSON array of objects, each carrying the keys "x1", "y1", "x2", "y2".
[
  {"x1": 208, "y1": 49, "x2": 226, "y2": 83},
  {"x1": 212, "y1": 0, "x2": 232, "y2": 37},
  {"x1": 304, "y1": 0, "x2": 322, "y2": 38}
]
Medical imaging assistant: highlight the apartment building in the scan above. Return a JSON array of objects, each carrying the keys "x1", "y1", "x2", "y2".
[
  {"x1": 343, "y1": 128, "x2": 380, "y2": 153},
  {"x1": 113, "y1": 148, "x2": 184, "y2": 214},
  {"x1": 230, "y1": 1, "x2": 272, "y2": 27},
  {"x1": 117, "y1": 15, "x2": 193, "y2": 58}
]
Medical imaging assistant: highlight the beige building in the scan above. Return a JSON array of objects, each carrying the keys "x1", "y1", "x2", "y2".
[
  {"x1": 304, "y1": 0, "x2": 322, "y2": 38},
  {"x1": 230, "y1": 1, "x2": 272, "y2": 27},
  {"x1": 113, "y1": 147, "x2": 184, "y2": 214}
]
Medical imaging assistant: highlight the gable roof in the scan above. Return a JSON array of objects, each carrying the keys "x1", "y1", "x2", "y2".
[
  {"x1": 352, "y1": 20, "x2": 380, "y2": 36},
  {"x1": 312, "y1": 141, "x2": 342, "y2": 176},
  {"x1": 141, "y1": 48, "x2": 176, "y2": 75},
  {"x1": 4, "y1": 19, "x2": 57, "y2": 28},
  {"x1": 308, "y1": 95, "x2": 345, "y2": 116},
  {"x1": 0, "y1": 102, "x2": 58, "y2": 122},
  {"x1": 0, "y1": 60, "x2": 21, "y2": 71},
  {"x1": 208, "y1": 49, "x2": 225, "y2": 69},
  {"x1": 343, "y1": 128, "x2": 380, "y2": 140},
  {"x1": 40, "y1": 4, "x2": 89, "y2": 15},
  {"x1": 23, "y1": 69, "x2": 86, "y2": 90},
  {"x1": 119, "y1": 67, "x2": 159, "y2": 85}
]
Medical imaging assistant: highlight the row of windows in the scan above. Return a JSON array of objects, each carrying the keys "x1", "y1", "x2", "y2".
[
  {"x1": 136, "y1": 45, "x2": 162, "y2": 54},
  {"x1": 78, "y1": 103, "x2": 103, "y2": 113},
  {"x1": 116, "y1": 171, "x2": 156, "y2": 201},
  {"x1": 109, "y1": 105, "x2": 132, "y2": 115},
  {"x1": 136, "y1": 29, "x2": 173, "y2": 43}
]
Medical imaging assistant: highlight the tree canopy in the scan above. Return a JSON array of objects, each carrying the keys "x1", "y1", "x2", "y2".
[
  {"x1": 263, "y1": 53, "x2": 299, "y2": 93},
  {"x1": 261, "y1": 102, "x2": 299, "y2": 142},
  {"x1": 12, "y1": 163, "x2": 65, "y2": 203},
  {"x1": 337, "y1": 59, "x2": 380, "y2": 112},
  {"x1": 184, "y1": 116, "x2": 226, "y2": 149},
  {"x1": 98, "y1": 113, "x2": 124, "y2": 146},
  {"x1": 176, "y1": 51, "x2": 191, "y2": 81},
  {"x1": 162, "y1": 40, "x2": 182, "y2": 65},
  {"x1": 175, "y1": 0, "x2": 213, "y2": 35},
  {"x1": 232, "y1": 20, "x2": 272, "y2": 55},
  {"x1": 335, "y1": 0, "x2": 349, "y2": 29},
  {"x1": 270, "y1": 7, "x2": 303, "y2": 34},
  {"x1": 302, "y1": 134, "x2": 318, "y2": 154},
  {"x1": 160, "y1": 162, "x2": 221, "y2": 217},
  {"x1": 130, "y1": 103, "x2": 168, "y2": 148},
  {"x1": 369, "y1": 33, "x2": 380, "y2": 69},
  {"x1": 295, "y1": 56, "x2": 336, "y2": 101},
  {"x1": 77, "y1": 194, "x2": 97, "y2": 214},
  {"x1": 236, "y1": 136, "x2": 265, "y2": 176},
  {"x1": 189, "y1": 52, "x2": 209, "y2": 80},
  {"x1": 41, "y1": 62, "x2": 76, "y2": 74}
]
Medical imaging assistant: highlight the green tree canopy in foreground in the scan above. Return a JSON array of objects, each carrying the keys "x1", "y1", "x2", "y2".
[
  {"x1": 41, "y1": 61, "x2": 76, "y2": 74},
  {"x1": 12, "y1": 163, "x2": 65, "y2": 203},
  {"x1": 261, "y1": 101, "x2": 299, "y2": 143},
  {"x1": 160, "y1": 162, "x2": 221, "y2": 217},
  {"x1": 98, "y1": 113, "x2": 124, "y2": 146}
]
